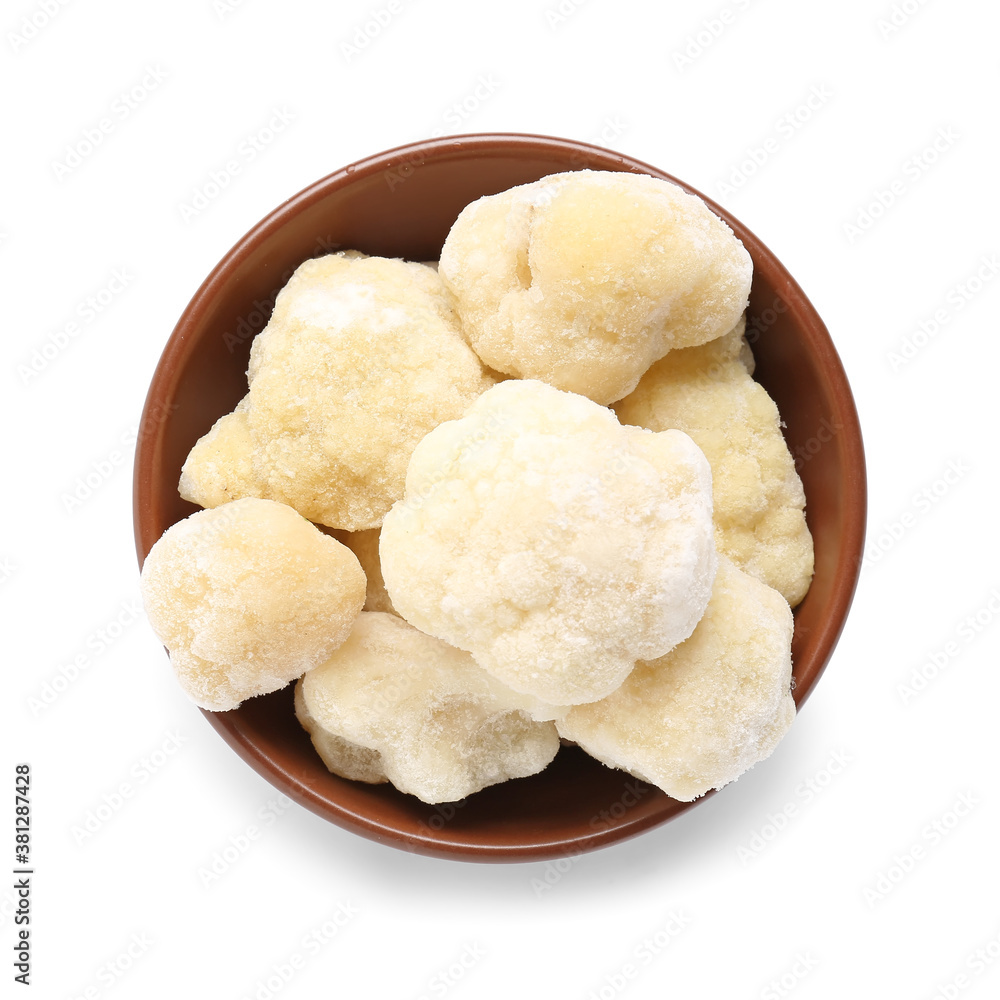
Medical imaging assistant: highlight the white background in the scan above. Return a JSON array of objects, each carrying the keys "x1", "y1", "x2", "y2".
[{"x1": 4, "y1": 0, "x2": 999, "y2": 997}]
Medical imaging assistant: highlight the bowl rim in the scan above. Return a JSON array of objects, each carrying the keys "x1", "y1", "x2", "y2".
[{"x1": 133, "y1": 131, "x2": 867, "y2": 862}]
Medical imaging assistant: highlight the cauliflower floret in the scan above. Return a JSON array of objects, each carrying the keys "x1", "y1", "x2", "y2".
[
  {"x1": 296, "y1": 612, "x2": 560, "y2": 803},
  {"x1": 179, "y1": 400, "x2": 260, "y2": 508},
  {"x1": 615, "y1": 317, "x2": 814, "y2": 606},
  {"x1": 179, "y1": 252, "x2": 494, "y2": 530},
  {"x1": 294, "y1": 682, "x2": 387, "y2": 785},
  {"x1": 557, "y1": 557, "x2": 795, "y2": 801},
  {"x1": 439, "y1": 169, "x2": 752, "y2": 405},
  {"x1": 140, "y1": 498, "x2": 366, "y2": 710},
  {"x1": 332, "y1": 527, "x2": 396, "y2": 616},
  {"x1": 379, "y1": 379, "x2": 718, "y2": 706}
]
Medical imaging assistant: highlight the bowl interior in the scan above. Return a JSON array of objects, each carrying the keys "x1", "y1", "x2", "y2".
[{"x1": 134, "y1": 134, "x2": 866, "y2": 861}]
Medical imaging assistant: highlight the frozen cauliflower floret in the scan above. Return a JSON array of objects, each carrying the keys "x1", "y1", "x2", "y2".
[
  {"x1": 294, "y1": 682, "x2": 387, "y2": 785},
  {"x1": 439, "y1": 169, "x2": 752, "y2": 405},
  {"x1": 557, "y1": 557, "x2": 795, "y2": 801},
  {"x1": 380, "y1": 379, "x2": 718, "y2": 706},
  {"x1": 179, "y1": 399, "x2": 260, "y2": 508},
  {"x1": 296, "y1": 612, "x2": 560, "y2": 803},
  {"x1": 333, "y1": 528, "x2": 396, "y2": 615},
  {"x1": 615, "y1": 318, "x2": 814, "y2": 607},
  {"x1": 140, "y1": 498, "x2": 366, "y2": 711},
  {"x1": 179, "y1": 252, "x2": 494, "y2": 530},
  {"x1": 674, "y1": 315, "x2": 756, "y2": 375}
]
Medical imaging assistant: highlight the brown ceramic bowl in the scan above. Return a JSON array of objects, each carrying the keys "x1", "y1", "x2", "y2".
[{"x1": 134, "y1": 133, "x2": 865, "y2": 862}]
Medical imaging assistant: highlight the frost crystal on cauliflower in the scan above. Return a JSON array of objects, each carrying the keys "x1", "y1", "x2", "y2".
[
  {"x1": 140, "y1": 498, "x2": 366, "y2": 711},
  {"x1": 439, "y1": 169, "x2": 752, "y2": 405},
  {"x1": 294, "y1": 682, "x2": 388, "y2": 785},
  {"x1": 296, "y1": 612, "x2": 560, "y2": 803},
  {"x1": 615, "y1": 317, "x2": 814, "y2": 606},
  {"x1": 179, "y1": 401, "x2": 259, "y2": 509},
  {"x1": 557, "y1": 557, "x2": 795, "y2": 801},
  {"x1": 380, "y1": 379, "x2": 718, "y2": 706},
  {"x1": 179, "y1": 252, "x2": 494, "y2": 530}
]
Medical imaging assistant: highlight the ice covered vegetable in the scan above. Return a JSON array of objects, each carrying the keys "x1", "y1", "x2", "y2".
[
  {"x1": 557, "y1": 557, "x2": 795, "y2": 801},
  {"x1": 178, "y1": 400, "x2": 256, "y2": 508},
  {"x1": 439, "y1": 169, "x2": 752, "y2": 405},
  {"x1": 615, "y1": 318, "x2": 814, "y2": 606},
  {"x1": 295, "y1": 613, "x2": 560, "y2": 804},
  {"x1": 179, "y1": 252, "x2": 494, "y2": 530},
  {"x1": 140, "y1": 498, "x2": 366, "y2": 711},
  {"x1": 379, "y1": 379, "x2": 718, "y2": 707},
  {"x1": 294, "y1": 683, "x2": 387, "y2": 785}
]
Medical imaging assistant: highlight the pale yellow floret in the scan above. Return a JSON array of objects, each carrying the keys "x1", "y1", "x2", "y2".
[
  {"x1": 615, "y1": 318, "x2": 814, "y2": 606},
  {"x1": 294, "y1": 682, "x2": 387, "y2": 785},
  {"x1": 297, "y1": 613, "x2": 560, "y2": 803},
  {"x1": 380, "y1": 379, "x2": 718, "y2": 706},
  {"x1": 140, "y1": 498, "x2": 366, "y2": 710},
  {"x1": 179, "y1": 399, "x2": 260, "y2": 508},
  {"x1": 178, "y1": 252, "x2": 494, "y2": 530},
  {"x1": 439, "y1": 170, "x2": 752, "y2": 405},
  {"x1": 557, "y1": 557, "x2": 795, "y2": 801}
]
